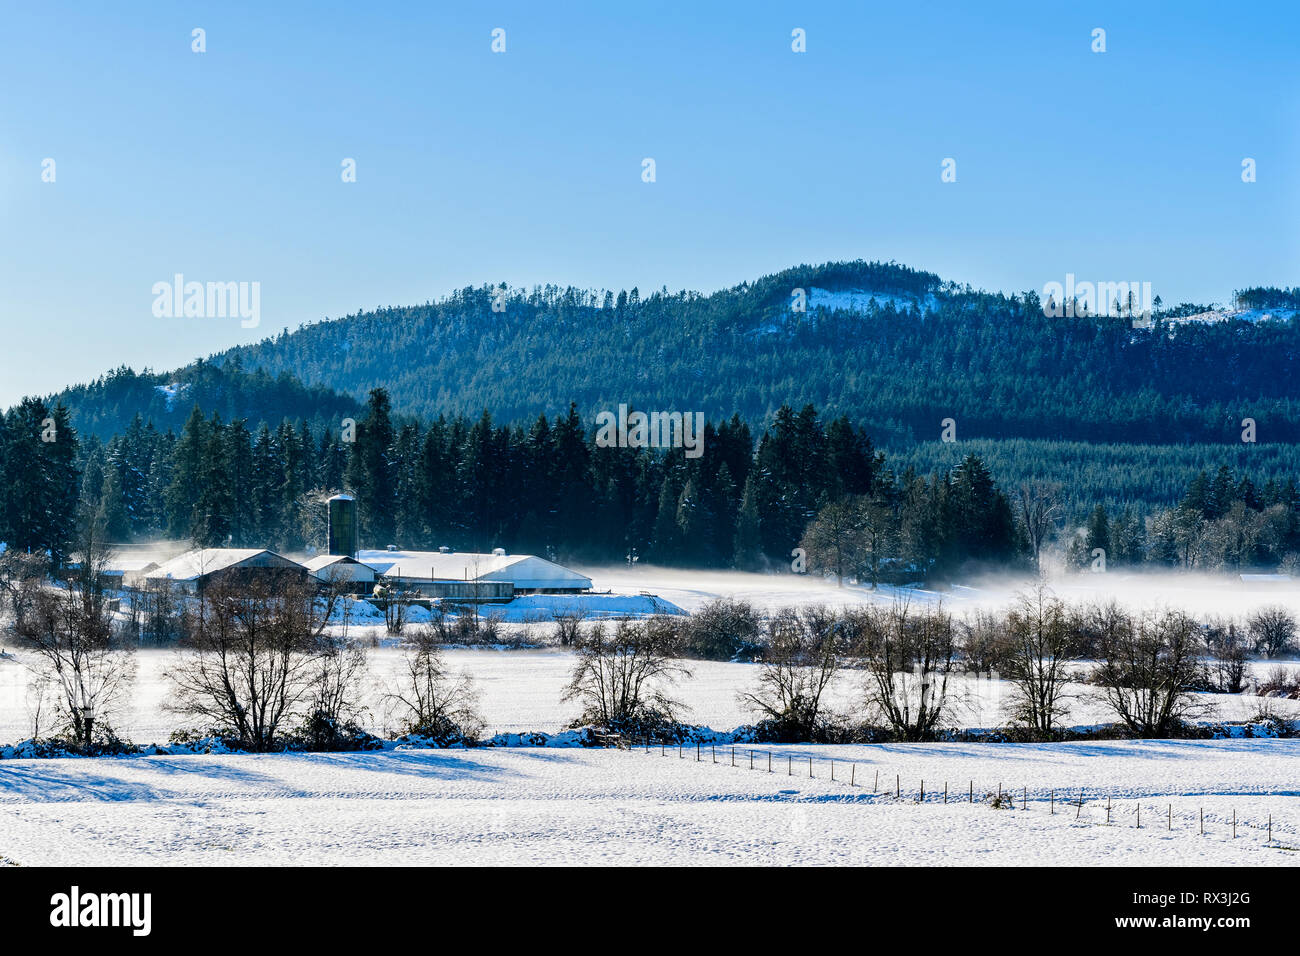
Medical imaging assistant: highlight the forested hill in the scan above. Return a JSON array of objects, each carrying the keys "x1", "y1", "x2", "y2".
[
  {"x1": 212, "y1": 260, "x2": 1300, "y2": 444},
  {"x1": 42, "y1": 361, "x2": 362, "y2": 440}
]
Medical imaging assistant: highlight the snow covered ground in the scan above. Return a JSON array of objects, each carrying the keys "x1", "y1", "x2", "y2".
[
  {"x1": 1, "y1": 644, "x2": 1295, "y2": 746},
  {"x1": 0, "y1": 740, "x2": 1294, "y2": 866}
]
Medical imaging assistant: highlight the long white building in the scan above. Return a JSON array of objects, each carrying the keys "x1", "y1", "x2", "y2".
[{"x1": 355, "y1": 549, "x2": 592, "y2": 594}]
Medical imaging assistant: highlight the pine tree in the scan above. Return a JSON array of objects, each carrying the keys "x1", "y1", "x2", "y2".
[{"x1": 732, "y1": 475, "x2": 762, "y2": 570}]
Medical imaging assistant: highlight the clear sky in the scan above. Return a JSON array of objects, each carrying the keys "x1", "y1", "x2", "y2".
[{"x1": 1, "y1": 0, "x2": 1296, "y2": 408}]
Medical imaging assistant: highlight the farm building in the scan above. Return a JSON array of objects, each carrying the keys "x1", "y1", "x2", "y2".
[
  {"x1": 303, "y1": 553, "x2": 377, "y2": 589},
  {"x1": 355, "y1": 549, "x2": 592, "y2": 596},
  {"x1": 142, "y1": 548, "x2": 310, "y2": 594}
]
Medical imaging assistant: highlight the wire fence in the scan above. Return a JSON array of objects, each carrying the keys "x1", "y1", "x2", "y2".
[{"x1": 618, "y1": 735, "x2": 1296, "y2": 849}]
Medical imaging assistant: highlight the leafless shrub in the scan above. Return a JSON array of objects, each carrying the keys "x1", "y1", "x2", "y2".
[
  {"x1": 1204, "y1": 617, "x2": 1249, "y2": 694},
  {"x1": 1091, "y1": 607, "x2": 1208, "y2": 737},
  {"x1": 562, "y1": 617, "x2": 690, "y2": 733},
  {"x1": 15, "y1": 535, "x2": 134, "y2": 748},
  {"x1": 859, "y1": 603, "x2": 958, "y2": 741},
  {"x1": 384, "y1": 630, "x2": 482, "y2": 744},
  {"x1": 1001, "y1": 585, "x2": 1076, "y2": 734},
  {"x1": 1258, "y1": 666, "x2": 1300, "y2": 698},
  {"x1": 684, "y1": 598, "x2": 762, "y2": 661},
  {"x1": 1247, "y1": 605, "x2": 1297, "y2": 658},
  {"x1": 552, "y1": 608, "x2": 587, "y2": 647},
  {"x1": 958, "y1": 608, "x2": 1010, "y2": 674},
  {"x1": 165, "y1": 577, "x2": 338, "y2": 751},
  {"x1": 739, "y1": 606, "x2": 847, "y2": 741}
]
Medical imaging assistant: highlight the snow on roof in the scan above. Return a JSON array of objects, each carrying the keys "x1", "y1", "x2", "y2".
[
  {"x1": 144, "y1": 549, "x2": 299, "y2": 582},
  {"x1": 355, "y1": 550, "x2": 592, "y2": 589},
  {"x1": 302, "y1": 554, "x2": 365, "y2": 571}
]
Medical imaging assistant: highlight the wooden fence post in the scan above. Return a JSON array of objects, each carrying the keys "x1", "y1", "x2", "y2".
[{"x1": 1076, "y1": 789, "x2": 1084, "y2": 820}]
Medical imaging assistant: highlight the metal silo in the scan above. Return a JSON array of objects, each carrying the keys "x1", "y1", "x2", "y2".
[{"x1": 328, "y1": 494, "x2": 358, "y2": 559}]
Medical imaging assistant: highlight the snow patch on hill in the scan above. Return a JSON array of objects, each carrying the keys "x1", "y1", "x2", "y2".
[{"x1": 807, "y1": 287, "x2": 938, "y2": 314}]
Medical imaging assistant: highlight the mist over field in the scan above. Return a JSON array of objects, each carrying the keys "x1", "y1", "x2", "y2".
[{"x1": 579, "y1": 563, "x2": 1300, "y2": 625}]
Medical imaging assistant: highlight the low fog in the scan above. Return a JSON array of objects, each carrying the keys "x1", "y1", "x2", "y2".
[{"x1": 580, "y1": 563, "x2": 1300, "y2": 625}]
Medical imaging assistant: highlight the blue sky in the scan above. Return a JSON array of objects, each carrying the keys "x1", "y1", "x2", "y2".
[{"x1": 1, "y1": 0, "x2": 1296, "y2": 408}]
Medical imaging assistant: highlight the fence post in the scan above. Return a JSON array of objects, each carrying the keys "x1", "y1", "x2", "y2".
[
  {"x1": 874, "y1": 770, "x2": 879, "y2": 793},
  {"x1": 1200, "y1": 807, "x2": 1203, "y2": 835},
  {"x1": 768, "y1": 751, "x2": 772, "y2": 773},
  {"x1": 697, "y1": 741, "x2": 700, "y2": 762},
  {"x1": 851, "y1": 764, "x2": 856, "y2": 786},
  {"x1": 1076, "y1": 789, "x2": 1084, "y2": 820},
  {"x1": 712, "y1": 743, "x2": 715, "y2": 764},
  {"x1": 1106, "y1": 795, "x2": 1111, "y2": 825},
  {"x1": 809, "y1": 756, "x2": 813, "y2": 778},
  {"x1": 1268, "y1": 814, "x2": 1272, "y2": 843},
  {"x1": 1050, "y1": 790, "x2": 1054, "y2": 814},
  {"x1": 1136, "y1": 803, "x2": 1140, "y2": 829},
  {"x1": 944, "y1": 781, "x2": 948, "y2": 804},
  {"x1": 920, "y1": 780, "x2": 924, "y2": 802},
  {"x1": 731, "y1": 747, "x2": 735, "y2": 767},
  {"x1": 749, "y1": 750, "x2": 753, "y2": 770},
  {"x1": 969, "y1": 780, "x2": 973, "y2": 803},
  {"x1": 896, "y1": 774, "x2": 900, "y2": 799},
  {"x1": 1168, "y1": 804, "x2": 1171, "y2": 831},
  {"x1": 788, "y1": 754, "x2": 792, "y2": 776},
  {"x1": 1022, "y1": 787, "x2": 1026, "y2": 810},
  {"x1": 831, "y1": 759, "x2": 835, "y2": 782},
  {"x1": 1233, "y1": 809, "x2": 1236, "y2": 839}
]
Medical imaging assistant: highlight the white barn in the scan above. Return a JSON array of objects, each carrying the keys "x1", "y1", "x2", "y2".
[{"x1": 355, "y1": 549, "x2": 592, "y2": 594}]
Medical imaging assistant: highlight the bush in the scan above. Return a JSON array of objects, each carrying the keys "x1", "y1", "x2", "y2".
[
  {"x1": 1247, "y1": 606, "x2": 1297, "y2": 658},
  {"x1": 682, "y1": 598, "x2": 763, "y2": 660}
]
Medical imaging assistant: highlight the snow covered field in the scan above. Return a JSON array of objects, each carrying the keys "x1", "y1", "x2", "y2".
[
  {"x1": 0, "y1": 740, "x2": 1295, "y2": 866},
  {"x1": 2, "y1": 645, "x2": 1295, "y2": 746}
]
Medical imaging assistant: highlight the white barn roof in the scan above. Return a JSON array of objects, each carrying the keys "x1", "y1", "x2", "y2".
[
  {"x1": 144, "y1": 549, "x2": 302, "y2": 582},
  {"x1": 355, "y1": 550, "x2": 592, "y2": 591}
]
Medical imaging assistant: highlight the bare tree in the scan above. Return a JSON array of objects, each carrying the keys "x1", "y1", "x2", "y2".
[
  {"x1": 165, "y1": 576, "x2": 338, "y2": 751},
  {"x1": 860, "y1": 604, "x2": 957, "y2": 741},
  {"x1": 1002, "y1": 584, "x2": 1075, "y2": 734},
  {"x1": 958, "y1": 608, "x2": 1010, "y2": 674},
  {"x1": 552, "y1": 607, "x2": 587, "y2": 647},
  {"x1": 384, "y1": 630, "x2": 482, "y2": 743},
  {"x1": 16, "y1": 533, "x2": 134, "y2": 748},
  {"x1": 1092, "y1": 608, "x2": 1207, "y2": 737},
  {"x1": 739, "y1": 607, "x2": 846, "y2": 741},
  {"x1": 562, "y1": 617, "x2": 690, "y2": 733},
  {"x1": 1205, "y1": 618, "x2": 1249, "y2": 694},
  {"x1": 1247, "y1": 605, "x2": 1296, "y2": 658},
  {"x1": 1016, "y1": 482, "x2": 1063, "y2": 573}
]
